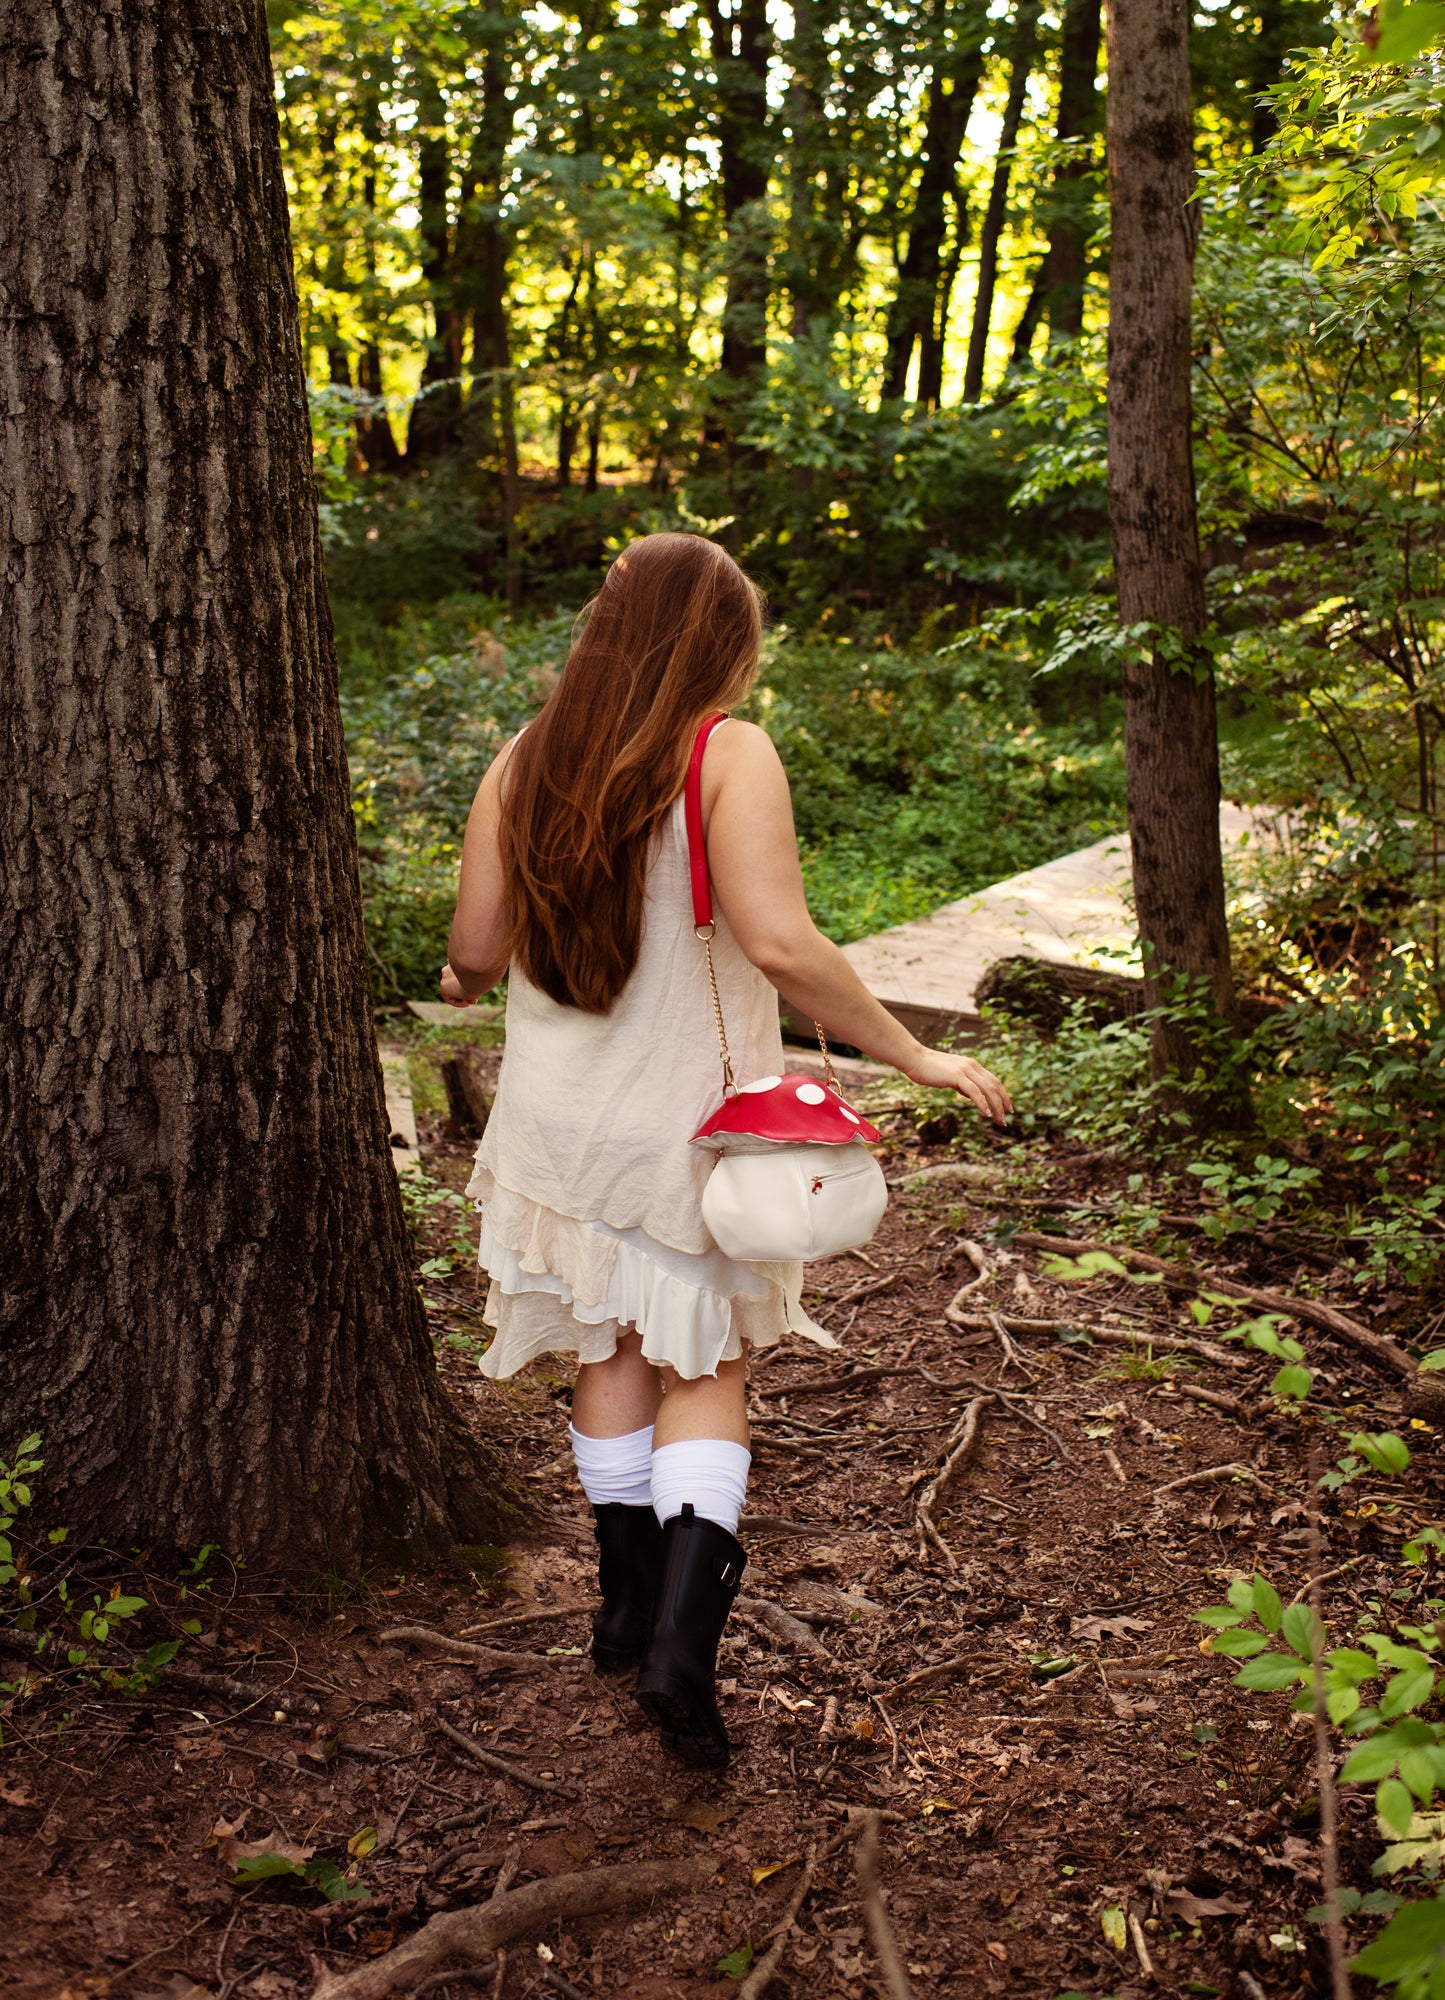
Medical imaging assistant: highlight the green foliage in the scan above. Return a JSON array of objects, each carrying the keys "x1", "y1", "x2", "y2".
[{"x1": 232, "y1": 1848, "x2": 372, "y2": 1903}]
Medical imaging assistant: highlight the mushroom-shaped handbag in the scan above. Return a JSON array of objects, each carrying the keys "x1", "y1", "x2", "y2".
[{"x1": 685, "y1": 716, "x2": 889, "y2": 1263}]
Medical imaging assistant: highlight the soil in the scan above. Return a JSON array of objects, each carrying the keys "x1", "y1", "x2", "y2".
[{"x1": 3, "y1": 1062, "x2": 1441, "y2": 2000}]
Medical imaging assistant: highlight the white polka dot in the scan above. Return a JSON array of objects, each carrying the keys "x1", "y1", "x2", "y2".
[
  {"x1": 795, "y1": 1082, "x2": 827, "y2": 1105},
  {"x1": 740, "y1": 1074, "x2": 783, "y2": 1095},
  {"x1": 840, "y1": 1106, "x2": 860, "y2": 1124}
]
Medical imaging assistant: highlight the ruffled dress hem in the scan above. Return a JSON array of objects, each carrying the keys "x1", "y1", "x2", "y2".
[{"x1": 468, "y1": 1163, "x2": 835, "y2": 1381}]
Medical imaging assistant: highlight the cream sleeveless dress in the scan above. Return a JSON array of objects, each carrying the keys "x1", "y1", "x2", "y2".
[{"x1": 468, "y1": 778, "x2": 835, "y2": 1381}]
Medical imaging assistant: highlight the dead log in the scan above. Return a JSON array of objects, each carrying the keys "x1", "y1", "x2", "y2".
[{"x1": 974, "y1": 955, "x2": 1145, "y2": 1034}]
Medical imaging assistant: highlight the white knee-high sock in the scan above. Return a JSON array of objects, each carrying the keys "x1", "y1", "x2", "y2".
[
  {"x1": 650, "y1": 1439, "x2": 752, "y2": 1537},
  {"x1": 569, "y1": 1424, "x2": 655, "y2": 1509}
]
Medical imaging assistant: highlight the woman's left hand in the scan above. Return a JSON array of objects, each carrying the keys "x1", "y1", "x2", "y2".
[{"x1": 439, "y1": 962, "x2": 474, "y2": 1008}]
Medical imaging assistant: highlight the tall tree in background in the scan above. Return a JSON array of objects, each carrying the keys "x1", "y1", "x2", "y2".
[
  {"x1": 1104, "y1": 0, "x2": 1240, "y2": 1092},
  {"x1": 1013, "y1": 0, "x2": 1102, "y2": 360},
  {"x1": 962, "y1": 0, "x2": 1042, "y2": 400},
  {"x1": 0, "y1": 0, "x2": 508, "y2": 1563},
  {"x1": 881, "y1": 3, "x2": 989, "y2": 403},
  {"x1": 703, "y1": 0, "x2": 773, "y2": 432}
]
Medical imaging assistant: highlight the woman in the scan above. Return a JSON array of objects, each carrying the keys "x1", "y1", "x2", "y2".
[{"x1": 442, "y1": 532, "x2": 1010, "y2": 1768}]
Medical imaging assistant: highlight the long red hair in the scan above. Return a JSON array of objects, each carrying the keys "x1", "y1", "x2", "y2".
[{"x1": 499, "y1": 533, "x2": 764, "y2": 1012}]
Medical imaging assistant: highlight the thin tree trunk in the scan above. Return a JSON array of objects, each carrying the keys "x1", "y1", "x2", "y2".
[
  {"x1": 356, "y1": 86, "x2": 403, "y2": 475},
  {"x1": 1104, "y1": 0, "x2": 1240, "y2": 1097},
  {"x1": 703, "y1": 0, "x2": 772, "y2": 416},
  {"x1": 962, "y1": 0, "x2": 1042, "y2": 402},
  {"x1": 407, "y1": 68, "x2": 464, "y2": 459},
  {"x1": 0, "y1": 0, "x2": 512, "y2": 1565},
  {"x1": 1045, "y1": 0, "x2": 1103, "y2": 339},
  {"x1": 881, "y1": 7, "x2": 989, "y2": 402}
]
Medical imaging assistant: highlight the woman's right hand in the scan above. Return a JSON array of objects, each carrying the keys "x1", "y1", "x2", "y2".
[{"x1": 904, "y1": 1045, "x2": 1013, "y2": 1125}]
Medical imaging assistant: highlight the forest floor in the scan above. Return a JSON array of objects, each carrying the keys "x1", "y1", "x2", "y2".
[{"x1": 3, "y1": 1046, "x2": 1440, "y2": 2000}]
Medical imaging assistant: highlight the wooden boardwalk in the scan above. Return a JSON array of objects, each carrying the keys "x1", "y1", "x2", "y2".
[{"x1": 838, "y1": 804, "x2": 1262, "y2": 1045}]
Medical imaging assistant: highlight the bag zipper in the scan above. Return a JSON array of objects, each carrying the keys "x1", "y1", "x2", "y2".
[{"x1": 809, "y1": 1162, "x2": 874, "y2": 1194}]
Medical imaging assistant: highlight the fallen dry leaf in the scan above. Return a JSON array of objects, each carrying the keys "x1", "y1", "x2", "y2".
[
  {"x1": 0, "y1": 1779, "x2": 40, "y2": 1808},
  {"x1": 1165, "y1": 1888, "x2": 1250, "y2": 1923},
  {"x1": 751, "y1": 1855, "x2": 801, "y2": 1886},
  {"x1": 663, "y1": 1795, "x2": 733, "y2": 1837},
  {"x1": 1070, "y1": 1613, "x2": 1155, "y2": 1644}
]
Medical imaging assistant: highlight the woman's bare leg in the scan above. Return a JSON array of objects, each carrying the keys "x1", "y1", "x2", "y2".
[
  {"x1": 651, "y1": 1355, "x2": 749, "y2": 1447},
  {"x1": 570, "y1": 1330, "x2": 663, "y2": 1437}
]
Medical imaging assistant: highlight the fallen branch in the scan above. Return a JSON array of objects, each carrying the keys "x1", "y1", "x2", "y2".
[
  {"x1": 736, "y1": 1597, "x2": 831, "y2": 1662},
  {"x1": 378, "y1": 1626, "x2": 562, "y2": 1670},
  {"x1": 310, "y1": 1856, "x2": 713, "y2": 2000},
  {"x1": 892, "y1": 1653, "x2": 982, "y2": 1695},
  {"x1": 915, "y1": 1396, "x2": 992, "y2": 1570},
  {"x1": 1151, "y1": 1462, "x2": 1272, "y2": 1501},
  {"x1": 436, "y1": 1717, "x2": 578, "y2": 1798},
  {"x1": 853, "y1": 1814, "x2": 915, "y2": 2000},
  {"x1": 1012, "y1": 1231, "x2": 1413, "y2": 1380},
  {"x1": 1172, "y1": 1382, "x2": 1245, "y2": 1416},
  {"x1": 737, "y1": 1844, "x2": 819, "y2": 2000}
]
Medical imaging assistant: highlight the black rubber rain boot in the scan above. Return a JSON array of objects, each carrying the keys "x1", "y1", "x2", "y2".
[
  {"x1": 591, "y1": 1504, "x2": 664, "y2": 1671},
  {"x1": 635, "y1": 1503, "x2": 745, "y2": 1768}
]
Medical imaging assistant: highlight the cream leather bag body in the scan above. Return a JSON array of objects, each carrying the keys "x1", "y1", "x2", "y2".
[{"x1": 685, "y1": 715, "x2": 888, "y2": 1264}]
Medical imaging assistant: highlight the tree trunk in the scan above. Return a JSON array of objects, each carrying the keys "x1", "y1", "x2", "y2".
[
  {"x1": 1104, "y1": 0, "x2": 1240, "y2": 1094},
  {"x1": 406, "y1": 69, "x2": 464, "y2": 459},
  {"x1": 1045, "y1": 0, "x2": 1103, "y2": 340},
  {"x1": 0, "y1": 0, "x2": 512, "y2": 1566},
  {"x1": 703, "y1": 0, "x2": 772, "y2": 402},
  {"x1": 881, "y1": 9, "x2": 988, "y2": 403},
  {"x1": 962, "y1": 0, "x2": 1042, "y2": 401}
]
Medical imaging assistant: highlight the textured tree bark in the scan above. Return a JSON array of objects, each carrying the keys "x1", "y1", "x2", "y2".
[
  {"x1": 961, "y1": 0, "x2": 1042, "y2": 401},
  {"x1": 0, "y1": 0, "x2": 514, "y2": 1565},
  {"x1": 1104, "y1": 0, "x2": 1240, "y2": 1094}
]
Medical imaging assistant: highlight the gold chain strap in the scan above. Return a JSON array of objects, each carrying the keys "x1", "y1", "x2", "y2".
[{"x1": 698, "y1": 920, "x2": 838, "y2": 1099}]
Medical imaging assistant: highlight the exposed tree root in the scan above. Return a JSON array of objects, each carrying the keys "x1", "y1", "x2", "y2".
[
  {"x1": 1011, "y1": 1230, "x2": 1414, "y2": 1379},
  {"x1": 310, "y1": 1856, "x2": 714, "y2": 2000},
  {"x1": 435, "y1": 1716, "x2": 579, "y2": 1798},
  {"x1": 378, "y1": 1625, "x2": 562, "y2": 1669},
  {"x1": 915, "y1": 1395, "x2": 992, "y2": 1569},
  {"x1": 854, "y1": 1812, "x2": 915, "y2": 2000}
]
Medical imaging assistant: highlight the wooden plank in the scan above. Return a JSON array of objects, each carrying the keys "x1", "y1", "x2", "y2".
[{"x1": 379, "y1": 1046, "x2": 422, "y2": 1177}]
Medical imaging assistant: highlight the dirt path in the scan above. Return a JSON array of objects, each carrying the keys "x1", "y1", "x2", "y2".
[{"x1": 3, "y1": 1098, "x2": 1438, "y2": 2000}]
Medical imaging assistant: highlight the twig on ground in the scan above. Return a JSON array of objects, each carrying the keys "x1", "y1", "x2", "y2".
[
  {"x1": 853, "y1": 1813, "x2": 915, "y2": 2000},
  {"x1": 538, "y1": 1963, "x2": 593, "y2": 2000},
  {"x1": 436, "y1": 1717, "x2": 578, "y2": 1799},
  {"x1": 1309, "y1": 1441, "x2": 1354, "y2": 2000},
  {"x1": 737, "y1": 1843, "x2": 820, "y2": 2000},
  {"x1": 1151, "y1": 1462, "x2": 1272, "y2": 1501},
  {"x1": 378, "y1": 1626, "x2": 562, "y2": 1669},
  {"x1": 458, "y1": 1608, "x2": 584, "y2": 1638},
  {"x1": 915, "y1": 1396, "x2": 992, "y2": 1569},
  {"x1": 1290, "y1": 1558, "x2": 1364, "y2": 1608},
  {"x1": 736, "y1": 1596, "x2": 831, "y2": 1661},
  {"x1": 871, "y1": 1694, "x2": 900, "y2": 1773},
  {"x1": 311, "y1": 1857, "x2": 714, "y2": 2000},
  {"x1": 412, "y1": 1967, "x2": 496, "y2": 1997},
  {"x1": 819, "y1": 1696, "x2": 839, "y2": 1742},
  {"x1": 892, "y1": 1654, "x2": 982, "y2": 1695},
  {"x1": 1011, "y1": 1230, "x2": 1414, "y2": 1380},
  {"x1": 1171, "y1": 1382, "x2": 1245, "y2": 1416},
  {"x1": 1103, "y1": 1449, "x2": 1128, "y2": 1486},
  {"x1": 1127, "y1": 1906, "x2": 1157, "y2": 1982}
]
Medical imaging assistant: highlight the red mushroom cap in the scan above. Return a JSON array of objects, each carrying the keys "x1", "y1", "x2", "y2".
[{"x1": 691, "y1": 1071, "x2": 881, "y2": 1148}]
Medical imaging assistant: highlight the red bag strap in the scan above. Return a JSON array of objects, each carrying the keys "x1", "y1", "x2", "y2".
[{"x1": 684, "y1": 712, "x2": 728, "y2": 931}]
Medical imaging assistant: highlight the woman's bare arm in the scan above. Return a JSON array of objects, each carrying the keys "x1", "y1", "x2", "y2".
[
  {"x1": 703, "y1": 720, "x2": 1011, "y2": 1123},
  {"x1": 441, "y1": 742, "x2": 516, "y2": 1004}
]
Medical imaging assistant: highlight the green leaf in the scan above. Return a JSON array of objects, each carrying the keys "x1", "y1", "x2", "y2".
[
  {"x1": 1381, "y1": 1662, "x2": 1437, "y2": 1717},
  {"x1": 717, "y1": 1943, "x2": 755, "y2": 1979},
  {"x1": 1327, "y1": 1685, "x2": 1362, "y2": 1725},
  {"x1": 1349, "y1": 1892, "x2": 1445, "y2": 1979},
  {"x1": 1373, "y1": 3, "x2": 1445, "y2": 64},
  {"x1": 1210, "y1": 1629, "x2": 1270, "y2": 1657},
  {"x1": 1195, "y1": 1605, "x2": 1249, "y2": 1628},
  {"x1": 1418, "y1": 1350, "x2": 1445, "y2": 1373},
  {"x1": 232, "y1": 1851, "x2": 305, "y2": 1884},
  {"x1": 1227, "y1": 1578, "x2": 1257, "y2": 1613},
  {"x1": 106, "y1": 1596, "x2": 146, "y2": 1621},
  {"x1": 1252, "y1": 1576, "x2": 1284, "y2": 1634},
  {"x1": 1282, "y1": 1602, "x2": 1322, "y2": 1663},
  {"x1": 1234, "y1": 1653, "x2": 1311, "y2": 1691},
  {"x1": 1379, "y1": 1776, "x2": 1418, "y2": 1838},
  {"x1": 1399, "y1": 1744, "x2": 1445, "y2": 1802},
  {"x1": 303, "y1": 1857, "x2": 371, "y2": 1904},
  {"x1": 1101, "y1": 1904, "x2": 1128, "y2": 1951},
  {"x1": 133, "y1": 1640, "x2": 181, "y2": 1683},
  {"x1": 1272, "y1": 1365, "x2": 1313, "y2": 1401}
]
